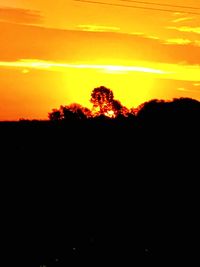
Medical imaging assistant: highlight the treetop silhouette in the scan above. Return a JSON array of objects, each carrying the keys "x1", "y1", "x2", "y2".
[
  {"x1": 48, "y1": 103, "x2": 91, "y2": 121},
  {"x1": 90, "y1": 86, "x2": 132, "y2": 118},
  {"x1": 90, "y1": 86, "x2": 114, "y2": 117},
  {"x1": 48, "y1": 86, "x2": 200, "y2": 122},
  {"x1": 49, "y1": 86, "x2": 133, "y2": 121}
]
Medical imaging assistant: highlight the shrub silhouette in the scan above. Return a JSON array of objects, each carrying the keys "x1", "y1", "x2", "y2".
[
  {"x1": 49, "y1": 103, "x2": 91, "y2": 121},
  {"x1": 48, "y1": 109, "x2": 62, "y2": 121}
]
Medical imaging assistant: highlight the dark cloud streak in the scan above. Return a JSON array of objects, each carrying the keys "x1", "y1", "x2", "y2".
[{"x1": 0, "y1": 6, "x2": 43, "y2": 25}]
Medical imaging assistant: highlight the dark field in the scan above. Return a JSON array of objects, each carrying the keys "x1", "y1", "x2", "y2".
[{"x1": 0, "y1": 113, "x2": 199, "y2": 266}]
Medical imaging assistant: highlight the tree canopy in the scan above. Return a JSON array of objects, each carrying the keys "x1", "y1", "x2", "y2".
[
  {"x1": 90, "y1": 86, "x2": 114, "y2": 117},
  {"x1": 48, "y1": 103, "x2": 91, "y2": 121},
  {"x1": 90, "y1": 86, "x2": 132, "y2": 118},
  {"x1": 48, "y1": 86, "x2": 200, "y2": 122}
]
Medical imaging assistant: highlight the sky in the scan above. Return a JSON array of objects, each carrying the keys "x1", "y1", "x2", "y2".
[{"x1": 0, "y1": 0, "x2": 200, "y2": 120}]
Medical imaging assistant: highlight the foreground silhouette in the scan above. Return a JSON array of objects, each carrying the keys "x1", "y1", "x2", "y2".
[
  {"x1": 48, "y1": 86, "x2": 133, "y2": 120},
  {"x1": 48, "y1": 86, "x2": 200, "y2": 127},
  {"x1": 0, "y1": 86, "x2": 200, "y2": 267}
]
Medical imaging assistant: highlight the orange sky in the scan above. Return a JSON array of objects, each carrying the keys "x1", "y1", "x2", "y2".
[{"x1": 0, "y1": 0, "x2": 200, "y2": 120}]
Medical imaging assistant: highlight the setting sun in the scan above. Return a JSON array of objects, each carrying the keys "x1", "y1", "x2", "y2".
[
  {"x1": 1, "y1": 2, "x2": 199, "y2": 265},
  {"x1": 0, "y1": 0, "x2": 200, "y2": 120}
]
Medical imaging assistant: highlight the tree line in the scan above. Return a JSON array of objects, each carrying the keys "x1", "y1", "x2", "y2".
[{"x1": 48, "y1": 85, "x2": 200, "y2": 125}]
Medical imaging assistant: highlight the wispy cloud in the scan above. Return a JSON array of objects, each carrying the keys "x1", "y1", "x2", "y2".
[
  {"x1": 77, "y1": 24, "x2": 120, "y2": 32},
  {"x1": 167, "y1": 26, "x2": 200, "y2": 34},
  {"x1": 0, "y1": 59, "x2": 167, "y2": 74},
  {"x1": 1, "y1": 59, "x2": 200, "y2": 83},
  {"x1": 193, "y1": 83, "x2": 200, "y2": 86},
  {"x1": 177, "y1": 87, "x2": 200, "y2": 93},
  {"x1": 177, "y1": 87, "x2": 187, "y2": 91},
  {"x1": 130, "y1": 32, "x2": 159, "y2": 40},
  {"x1": 163, "y1": 38, "x2": 192, "y2": 45},
  {"x1": 0, "y1": 6, "x2": 42, "y2": 24},
  {"x1": 172, "y1": 17, "x2": 194, "y2": 23}
]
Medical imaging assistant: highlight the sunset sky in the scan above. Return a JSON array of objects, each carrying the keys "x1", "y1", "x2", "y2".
[{"x1": 0, "y1": 0, "x2": 200, "y2": 120}]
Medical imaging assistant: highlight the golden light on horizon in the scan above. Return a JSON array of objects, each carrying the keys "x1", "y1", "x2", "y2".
[
  {"x1": 0, "y1": 59, "x2": 165, "y2": 117},
  {"x1": 0, "y1": 0, "x2": 200, "y2": 120},
  {"x1": 0, "y1": 58, "x2": 199, "y2": 120},
  {"x1": 106, "y1": 110, "x2": 115, "y2": 117}
]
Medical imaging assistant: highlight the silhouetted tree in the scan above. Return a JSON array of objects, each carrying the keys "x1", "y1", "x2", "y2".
[
  {"x1": 136, "y1": 97, "x2": 200, "y2": 132},
  {"x1": 49, "y1": 86, "x2": 200, "y2": 126},
  {"x1": 129, "y1": 107, "x2": 136, "y2": 116},
  {"x1": 48, "y1": 109, "x2": 62, "y2": 121},
  {"x1": 137, "y1": 98, "x2": 200, "y2": 120},
  {"x1": 90, "y1": 86, "x2": 131, "y2": 118},
  {"x1": 170, "y1": 97, "x2": 200, "y2": 113},
  {"x1": 68, "y1": 103, "x2": 92, "y2": 119},
  {"x1": 61, "y1": 103, "x2": 92, "y2": 120},
  {"x1": 90, "y1": 86, "x2": 114, "y2": 116},
  {"x1": 112, "y1": 99, "x2": 130, "y2": 117},
  {"x1": 49, "y1": 104, "x2": 91, "y2": 121},
  {"x1": 168, "y1": 97, "x2": 200, "y2": 126},
  {"x1": 136, "y1": 99, "x2": 166, "y2": 122}
]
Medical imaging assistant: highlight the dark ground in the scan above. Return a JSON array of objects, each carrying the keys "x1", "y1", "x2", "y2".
[{"x1": 0, "y1": 117, "x2": 199, "y2": 266}]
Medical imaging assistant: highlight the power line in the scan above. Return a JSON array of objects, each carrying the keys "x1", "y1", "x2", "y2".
[
  {"x1": 74, "y1": 0, "x2": 200, "y2": 15},
  {"x1": 121, "y1": 0, "x2": 200, "y2": 10}
]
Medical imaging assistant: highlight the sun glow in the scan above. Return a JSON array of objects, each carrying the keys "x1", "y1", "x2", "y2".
[
  {"x1": 0, "y1": 59, "x2": 165, "y2": 116},
  {"x1": 0, "y1": 58, "x2": 199, "y2": 120},
  {"x1": 104, "y1": 110, "x2": 115, "y2": 118},
  {"x1": 0, "y1": 1, "x2": 200, "y2": 121}
]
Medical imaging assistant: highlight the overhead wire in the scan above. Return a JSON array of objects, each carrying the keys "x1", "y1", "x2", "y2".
[
  {"x1": 120, "y1": 0, "x2": 200, "y2": 10},
  {"x1": 74, "y1": 0, "x2": 200, "y2": 15}
]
